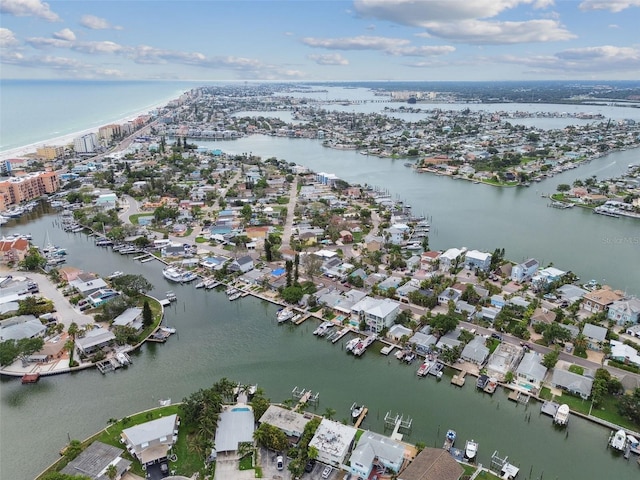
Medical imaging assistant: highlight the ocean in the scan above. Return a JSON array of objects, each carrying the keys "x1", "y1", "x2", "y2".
[{"x1": 0, "y1": 79, "x2": 195, "y2": 152}]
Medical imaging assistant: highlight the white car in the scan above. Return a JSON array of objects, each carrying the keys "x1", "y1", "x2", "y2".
[
  {"x1": 276, "y1": 455, "x2": 284, "y2": 471},
  {"x1": 322, "y1": 465, "x2": 332, "y2": 478}
]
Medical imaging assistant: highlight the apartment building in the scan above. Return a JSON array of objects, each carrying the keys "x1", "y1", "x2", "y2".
[{"x1": 0, "y1": 171, "x2": 60, "y2": 210}]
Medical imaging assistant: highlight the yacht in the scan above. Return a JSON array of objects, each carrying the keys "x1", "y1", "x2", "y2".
[
  {"x1": 553, "y1": 404, "x2": 570, "y2": 426},
  {"x1": 417, "y1": 360, "x2": 433, "y2": 377},
  {"x1": 345, "y1": 338, "x2": 360, "y2": 352},
  {"x1": 351, "y1": 403, "x2": 365, "y2": 421},
  {"x1": 464, "y1": 439, "x2": 478, "y2": 460},
  {"x1": 162, "y1": 266, "x2": 197, "y2": 283},
  {"x1": 277, "y1": 307, "x2": 295, "y2": 323},
  {"x1": 107, "y1": 271, "x2": 124, "y2": 280}
]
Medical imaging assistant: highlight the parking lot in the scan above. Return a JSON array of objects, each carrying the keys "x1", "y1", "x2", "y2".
[{"x1": 259, "y1": 449, "x2": 344, "y2": 480}]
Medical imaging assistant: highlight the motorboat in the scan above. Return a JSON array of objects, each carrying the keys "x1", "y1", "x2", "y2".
[
  {"x1": 163, "y1": 266, "x2": 197, "y2": 283},
  {"x1": 429, "y1": 361, "x2": 444, "y2": 378},
  {"x1": 277, "y1": 307, "x2": 295, "y2": 323},
  {"x1": 351, "y1": 403, "x2": 365, "y2": 421},
  {"x1": 476, "y1": 374, "x2": 489, "y2": 389},
  {"x1": 609, "y1": 429, "x2": 627, "y2": 451},
  {"x1": 417, "y1": 360, "x2": 433, "y2": 377},
  {"x1": 345, "y1": 338, "x2": 360, "y2": 352},
  {"x1": 107, "y1": 271, "x2": 123, "y2": 280},
  {"x1": 553, "y1": 404, "x2": 570, "y2": 426},
  {"x1": 483, "y1": 378, "x2": 498, "y2": 394},
  {"x1": 194, "y1": 281, "x2": 205, "y2": 289},
  {"x1": 464, "y1": 439, "x2": 478, "y2": 460},
  {"x1": 627, "y1": 435, "x2": 640, "y2": 455},
  {"x1": 443, "y1": 429, "x2": 456, "y2": 451},
  {"x1": 228, "y1": 290, "x2": 242, "y2": 301},
  {"x1": 160, "y1": 326, "x2": 177, "y2": 334},
  {"x1": 313, "y1": 321, "x2": 333, "y2": 336}
]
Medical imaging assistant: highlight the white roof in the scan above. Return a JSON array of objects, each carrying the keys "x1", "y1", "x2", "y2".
[
  {"x1": 441, "y1": 248, "x2": 463, "y2": 260},
  {"x1": 112, "y1": 307, "x2": 143, "y2": 327},
  {"x1": 309, "y1": 419, "x2": 357, "y2": 460},
  {"x1": 466, "y1": 250, "x2": 491, "y2": 261},
  {"x1": 122, "y1": 414, "x2": 177, "y2": 449},
  {"x1": 214, "y1": 406, "x2": 255, "y2": 452}
]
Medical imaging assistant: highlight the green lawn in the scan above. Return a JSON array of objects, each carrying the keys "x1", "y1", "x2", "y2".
[
  {"x1": 136, "y1": 296, "x2": 163, "y2": 342},
  {"x1": 590, "y1": 396, "x2": 640, "y2": 432},
  {"x1": 129, "y1": 213, "x2": 154, "y2": 225}
]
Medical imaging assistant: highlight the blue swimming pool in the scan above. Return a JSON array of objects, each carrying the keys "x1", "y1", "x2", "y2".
[{"x1": 232, "y1": 407, "x2": 251, "y2": 412}]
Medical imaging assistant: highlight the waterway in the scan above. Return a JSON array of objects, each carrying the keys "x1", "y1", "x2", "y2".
[{"x1": 1, "y1": 208, "x2": 639, "y2": 480}]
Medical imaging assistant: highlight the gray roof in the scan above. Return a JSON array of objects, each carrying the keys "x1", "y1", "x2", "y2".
[
  {"x1": 122, "y1": 414, "x2": 178, "y2": 449},
  {"x1": 551, "y1": 369, "x2": 593, "y2": 396},
  {"x1": 350, "y1": 431, "x2": 405, "y2": 471},
  {"x1": 214, "y1": 406, "x2": 255, "y2": 452},
  {"x1": 409, "y1": 332, "x2": 437, "y2": 348},
  {"x1": 235, "y1": 255, "x2": 254, "y2": 266},
  {"x1": 75, "y1": 327, "x2": 115, "y2": 351},
  {"x1": 0, "y1": 317, "x2": 45, "y2": 341},
  {"x1": 112, "y1": 307, "x2": 143, "y2": 327},
  {"x1": 583, "y1": 323, "x2": 607, "y2": 342},
  {"x1": 461, "y1": 336, "x2": 489, "y2": 364},
  {"x1": 259, "y1": 405, "x2": 311, "y2": 438},
  {"x1": 516, "y1": 352, "x2": 547, "y2": 382},
  {"x1": 61, "y1": 441, "x2": 131, "y2": 480}
]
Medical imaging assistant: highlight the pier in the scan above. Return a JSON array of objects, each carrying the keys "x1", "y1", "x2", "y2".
[
  {"x1": 541, "y1": 400, "x2": 560, "y2": 417},
  {"x1": 352, "y1": 404, "x2": 369, "y2": 429},
  {"x1": 380, "y1": 344, "x2": 396, "y2": 355},
  {"x1": 295, "y1": 313, "x2": 311, "y2": 325},
  {"x1": 292, "y1": 386, "x2": 319, "y2": 409},
  {"x1": 508, "y1": 390, "x2": 531, "y2": 404},
  {"x1": 451, "y1": 371, "x2": 466, "y2": 387},
  {"x1": 384, "y1": 411, "x2": 412, "y2": 441},
  {"x1": 329, "y1": 327, "x2": 350, "y2": 344}
]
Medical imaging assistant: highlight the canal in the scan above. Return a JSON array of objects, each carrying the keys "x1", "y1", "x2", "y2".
[{"x1": 1, "y1": 206, "x2": 639, "y2": 480}]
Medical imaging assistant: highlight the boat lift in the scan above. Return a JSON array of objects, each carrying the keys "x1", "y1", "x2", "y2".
[
  {"x1": 491, "y1": 451, "x2": 519, "y2": 480},
  {"x1": 292, "y1": 386, "x2": 319, "y2": 407},
  {"x1": 384, "y1": 411, "x2": 413, "y2": 441}
]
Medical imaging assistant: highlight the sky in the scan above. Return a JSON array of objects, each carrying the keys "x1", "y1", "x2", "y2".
[{"x1": 1, "y1": 0, "x2": 640, "y2": 82}]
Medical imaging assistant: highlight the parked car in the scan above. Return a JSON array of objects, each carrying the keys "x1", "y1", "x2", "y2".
[
  {"x1": 304, "y1": 459, "x2": 316, "y2": 473},
  {"x1": 491, "y1": 333, "x2": 503, "y2": 341},
  {"x1": 322, "y1": 465, "x2": 332, "y2": 478},
  {"x1": 276, "y1": 456, "x2": 284, "y2": 471}
]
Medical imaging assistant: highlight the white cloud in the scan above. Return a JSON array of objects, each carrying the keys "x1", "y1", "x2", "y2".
[
  {"x1": 353, "y1": 0, "x2": 554, "y2": 25},
  {"x1": 609, "y1": 24, "x2": 620, "y2": 28},
  {"x1": 579, "y1": 0, "x2": 640, "y2": 12},
  {"x1": 556, "y1": 45, "x2": 639, "y2": 62},
  {"x1": 386, "y1": 45, "x2": 455, "y2": 56},
  {"x1": 79, "y1": 14, "x2": 122, "y2": 30},
  {"x1": 53, "y1": 28, "x2": 76, "y2": 41},
  {"x1": 72, "y1": 41, "x2": 125, "y2": 54},
  {"x1": 1, "y1": 52, "x2": 124, "y2": 77},
  {"x1": 25, "y1": 36, "x2": 69, "y2": 48},
  {"x1": 422, "y1": 19, "x2": 575, "y2": 44},
  {"x1": 302, "y1": 35, "x2": 410, "y2": 51},
  {"x1": 0, "y1": 28, "x2": 19, "y2": 47},
  {"x1": 308, "y1": 53, "x2": 350, "y2": 65},
  {"x1": 0, "y1": 0, "x2": 60, "y2": 21}
]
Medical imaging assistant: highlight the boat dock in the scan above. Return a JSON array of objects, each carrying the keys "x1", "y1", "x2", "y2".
[
  {"x1": 541, "y1": 400, "x2": 560, "y2": 417},
  {"x1": 329, "y1": 327, "x2": 350, "y2": 344},
  {"x1": 147, "y1": 329, "x2": 172, "y2": 343},
  {"x1": 292, "y1": 386, "x2": 319, "y2": 409},
  {"x1": 384, "y1": 411, "x2": 413, "y2": 441},
  {"x1": 95, "y1": 356, "x2": 127, "y2": 374},
  {"x1": 295, "y1": 313, "x2": 311, "y2": 325},
  {"x1": 353, "y1": 407, "x2": 368, "y2": 428},
  {"x1": 380, "y1": 344, "x2": 396, "y2": 355},
  {"x1": 21, "y1": 373, "x2": 40, "y2": 384},
  {"x1": 133, "y1": 253, "x2": 150, "y2": 261},
  {"x1": 451, "y1": 371, "x2": 466, "y2": 386},
  {"x1": 508, "y1": 390, "x2": 531, "y2": 404}
]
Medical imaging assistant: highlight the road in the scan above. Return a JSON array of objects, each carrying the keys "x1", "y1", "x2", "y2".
[{"x1": 279, "y1": 179, "x2": 298, "y2": 251}]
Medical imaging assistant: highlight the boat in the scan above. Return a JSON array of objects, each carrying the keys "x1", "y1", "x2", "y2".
[
  {"x1": 107, "y1": 271, "x2": 123, "y2": 280},
  {"x1": 277, "y1": 307, "x2": 295, "y2": 323},
  {"x1": 228, "y1": 290, "x2": 242, "y2": 301},
  {"x1": 403, "y1": 352, "x2": 416, "y2": 364},
  {"x1": 553, "y1": 404, "x2": 570, "y2": 426},
  {"x1": 353, "y1": 335, "x2": 375, "y2": 356},
  {"x1": 417, "y1": 360, "x2": 433, "y2": 377},
  {"x1": 345, "y1": 338, "x2": 360, "y2": 352},
  {"x1": 395, "y1": 348, "x2": 409, "y2": 360},
  {"x1": 95, "y1": 238, "x2": 113, "y2": 247},
  {"x1": 429, "y1": 361, "x2": 444, "y2": 379},
  {"x1": 158, "y1": 398, "x2": 172, "y2": 406},
  {"x1": 194, "y1": 281, "x2": 205, "y2": 289},
  {"x1": 443, "y1": 429, "x2": 456, "y2": 451},
  {"x1": 313, "y1": 321, "x2": 333, "y2": 336},
  {"x1": 116, "y1": 352, "x2": 131, "y2": 366},
  {"x1": 627, "y1": 435, "x2": 640, "y2": 455},
  {"x1": 162, "y1": 266, "x2": 198, "y2": 283},
  {"x1": 609, "y1": 429, "x2": 627, "y2": 451},
  {"x1": 477, "y1": 374, "x2": 489, "y2": 389},
  {"x1": 166, "y1": 291, "x2": 177, "y2": 302},
  {"x1": 160, "y1": 326, "x2": 176, "y2": 334},
  {"x1": 484, "y1": 377, "x2": 498, "y2": 394},
  {"x1": 465, "y1": 439, "x2": 478, "y2": 460},
  {"x1": 351, "y1": 403, "x2": 365, "y2": 421}
]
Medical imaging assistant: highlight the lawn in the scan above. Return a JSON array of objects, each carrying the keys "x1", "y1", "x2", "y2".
[
  {"x1": 136, "y1": 296, "x2": 163, "y2": 342},
  {"x1": 129, "y1": 213, "x2": 154, "y2": 225},
  {"x1": 590, "y1": 395, "x2": 640, "y2": 432}
]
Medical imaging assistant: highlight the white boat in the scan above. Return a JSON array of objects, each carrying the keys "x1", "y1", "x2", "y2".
[
  {"x1": 417, "y1": 360, "x2": 433, "y2": 377},
  {"x1": 553, "y1": 404, "x2": 570, "y2": 426},
  {"x1": 627, "y1": 435, "x2": 640, "y2": 455},
  {"x1": 163, "y1": 266, "x2": 197, "y2": 283},
  {"x1": 609, "y1": 429, "x2": 627, "y2": 451},
  {"x1": 345, "y1": 338, "x2": 360, "y2": 351},
  {"x1": 116, "y1": 352, "x2": 131, "y2": 366},
  {"x1": 228, "y1": 291, "x2": 242, "y2": 301},
  {"x1": 443, "y1": 429, "x2": 456, "y2": 451},
  {"x1": 158, "y1": 398, "x2": 172, "y2": 406},
  {"x1": 465, "y1": 439, "x2": 478, "y2": 460},
  {"x1": 160, "y1": 326, "x2": 176, "y2": 334},
  {"x1": 313, "y1": 321, "x2": 333, "y2": 336},
  {"x1": 351, "y1": 403, "x2": 364, "y2": 421},
  {"x1": 107, "y1": 271, "x2": 123, "y2": 280},
  {"x1": 194, "y1": 281, "x2": 205, "y2": 289},
  {"x1": 277, "y1": 307, "x2": 295, "y2": 323}
]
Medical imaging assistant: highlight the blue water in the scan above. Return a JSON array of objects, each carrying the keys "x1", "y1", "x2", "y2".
[
  {"x1": 0, "y1": 79, "x2": 194, "y2": 152},
  {"x1": 232, "y1": 407, "x2": 251, "y2": 412}
]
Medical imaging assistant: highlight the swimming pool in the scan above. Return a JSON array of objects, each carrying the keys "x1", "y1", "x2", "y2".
[{"x1": 232, "y1": 407, "x2": 251, "y2": 412}]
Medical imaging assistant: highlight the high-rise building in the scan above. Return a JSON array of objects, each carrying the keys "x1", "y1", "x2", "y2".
[
  {"x1": 74, "y1": 133, "x2": 98, "y2": 154},
  {"x1": 0, "y1": 171, "x2": 60, "y2": 211},
  {"x1": 36, "y1": 145, "x2": 65, "y2": 160}
]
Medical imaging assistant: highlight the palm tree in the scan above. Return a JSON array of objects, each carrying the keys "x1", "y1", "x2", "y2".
[
  {"x1": 323, "y1": 407, "x2": 336, "y2": 420},
  {"x1": 106, "y1": 464, "x2": 117, "y2": 480}
]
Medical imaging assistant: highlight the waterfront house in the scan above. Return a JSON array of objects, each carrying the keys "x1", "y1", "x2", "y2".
[
  {"x1": 385, "y1": 223, "x2": 410, "y2": 245},
  {"x1": 582, "y1": 323, "x2": 608, "y2": 351},
  {"x1": 515, "y1": 352, "x2": 547, "y2": 390},
  {"x1": 228, "y1": 255, "x2": 254, "y2": 273},
  {"x1": 461, "y1": 336, "x2": 489, "y2": 365},
  {"x1": 420, "y1": 251, "x2": 441, "y2": 271},
  {"x1": 531, "y1": 267, "x2": 566, "y2": 289},
  {"x1": 213, "y1": 405, "x2": 254, "y2": 456},
  {"x1": 408, "y1": 331, "x2": 438, "y2": 354},
  {"x1": 607, "y1": 298, "x2": 640, "y2": 326},
  {"x1": 70, "y1": 277, "x2": 109, "y2": 297},
  {"x1": 60, "y1": 441, "x2": 131, "y2": 480},
  {"x1": 87, "y1": 288, "x2": 120, "y2": 308},
  {"x1": 582, "y1": 288, "x2": 622, "y2": 313},
  {"x1": 351, "y1": 297, "x2": 401, "y2": 334},
  {"x1": 397, "y1": 446, "x2": 463, "y2": 480},
  {"x1": 439, "y1": 248, "x2": 465, "y2": 272},
  {"x1": 0, "y1": 315, "x2": 46, "y2": 341},
  {"x1": 121, "y1": 414, "x2": 179, "y2": 467},
  {"x1": 551, "y1": 369, "x2": 593, "y2": 399},
  {"x1": 387, "y1": 324, "x2": 413, "y2": 342},
  {"x1": 112, "y1": 307, "x2": 143, "y2": 330},
  {"x1": 511, "y1": 258, "x2": 539, "y2": 283},
  {"x1": 464, "y1": 250, "x2": 492, "y2": 271},
  {"x1": 486, "y1": 343, "x2": 524, "y2": 382},
  {"x1": 309, "y1": 419, "x2": 357, "y2": 467},
  {"x1": 0, "y1": 237, "x2": 29, "y2": 265},
  {"x1": 259, "y1": 405, "x2": 311, "y2": 445},
  {"x1": 75, "y1": 327, "x2": 116, "y2": 355},
  {"x1": 349, "y1": 430, "x2": 406, "y2": 479},
  {"x1": 610, "y1": 340, "x2": 640, "y2": 367}
]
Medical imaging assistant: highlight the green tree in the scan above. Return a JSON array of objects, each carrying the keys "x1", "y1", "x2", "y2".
[
  {"x1": 142, "y1": 300, "x2": 153, "y2": 328},
  {"x1": 542, "y1": 348, "x2": 560, "y2": 369},
  {"x1": 281, "y1": 286, "x2": 304, "y2": 304},
  {"x1": 556, "y1": 183, "x2": 571, "y2": 192},
  {"x1": 106, "y1": 464, "x2": 117, "y2": 480},
  {"x1": 111, "y1": 274, "x2": 153, "y2": 296},
  {"x1": 19, "y1": 247, "x2": 47, "y2": 271}
]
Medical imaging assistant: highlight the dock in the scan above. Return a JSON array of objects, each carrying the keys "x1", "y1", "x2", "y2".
[
  {"x1": 508, "y1": 390, "x2": 531, "y2": 404},
  {"x1": 384, "y1": 411, "x2": 412, "y2": 442},
  {"x1": 330, "y1": 327, "x2": 350, "y2": 344},
  {"x1": 541, "y1": 400, "x2": 560, "y2": 417},
  {"x1": 451, "y1": 371, "x2": 466, "y2": 386},
  {"x1": 159, "y1": 299, "x2": 171, "y2": 307},
  {"x1": 380, "y1": 344, "x2": 396, "y2": 355},
  {"x1": 292, "y1": 386, "x2": 319, "y2": 410},
  {"x1": 21, "y1": 373, "x2": 40, "y2": 384},
  {"x1": 133, "y1": 253, "x2": 149, "y2": 261},
  {"x1": 295, "y1": 313, "x2": 311, "y2": 325},
  {"x1": 353, "y1": 407, "x2": 368, "y2": 428},
  {"x1": 147, "y1": 329, "x2": 172, "y2": 343}
]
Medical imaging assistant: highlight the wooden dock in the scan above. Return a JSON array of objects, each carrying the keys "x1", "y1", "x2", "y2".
[
  {"x1": 380, "y1": 344, "x2": 396, "y2": 355},
  {"x1": 295, "y1": 313, "x2": 311, "y2": 325},
  {"x1": 331, "y1": 327, "x2": 350, "y2": 343},
  {"x1": 508, "y1": 390, "x2": 531, "y2": 404},
  {"x1": 451, "y1": 371, "x2": 466, "y2": 387},
  {"x1": 541, "y1": 401, "x2": 559, "y2": 417},
  {"x1": 21, "y1": 373, "x2": 40, "y2": 384},
  {"x1": 354, "y1": 407, "x2": 368, "y2": 428}
]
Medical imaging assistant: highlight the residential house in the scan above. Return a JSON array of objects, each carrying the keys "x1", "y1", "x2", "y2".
[
  {"x1": 87, "y1": 288, "x2": 120, "y2": 308},
  {"x1": 308, "y1": 419, "x2": 357, "y2": 467},
  {"x1": 0, "y1": 237, "x2": 30, "y2": 265},
  {"x1": 557, "y1": 284, "x2": 588, "y2": 304},
  {"x1": 464, "y1": 250, "x2": 492, "y2": 271},
  {"x1": 339, "y1": 230, "x2": 353, "y2": 243},
  {"x1": 70, "y1": 277, "x2": 109, "y2": 297},
  {"x1": 438, "y1": 287, "x2": 462, "y2": 305},
  {"x1": 228, "y1": 255, "x2": 254, "y2": 273},
  {"x1": 515, "y1": 352, "x2": 547, "y2": 390},
  {"x1": 610, "y1": 340, "x2": 640, "y2": 368},
  {"x1": 508, "y1": 296, "x2": 531, "y2": 309},
  {"x1": 387, "y1": 324, "x2": 413, "y2": 342},
  {"x1": 350, "y1": 431, "x2": 406, "y2": 479},
  {"x1": 75, "y1": 327, "x2": 116, "y2": 355},
  {"x1": 511, "y1": 258, "x2": 539, "y2": 283},
  {"x1": 396, "y1": 280, "x2": 420, "y2": 303},
  {"x1": 436, "y1": 335, "x2": 462, "y2": 352},
  {"x1": 582, "y1": 323, "x2": 608, "y2": 351},
  {"x1": 531, "y1": 267, "x2": 566, "y2": 289},
  {"x1": 439, "y1": 248, "x2": 465, "y2": 272},
  {"x1": 0, "y1": 315, "x2": 46, "y2": 341},
  {"x1": 397, "y1": 447, "x2": 463, "y2": 480},
  {"x1": 582, "y1": 288, "x2": 622, "y2": 313},
  {"x1": 258, "y1": 405, "x2": 311, "y2": 445},
  {"x1": 214, "y1": 405, "x2": 254, "y2": 455},
  {"x1": 351, "y1": 297, "x2": 401, "y2": 334},
  {"x1": 121, "y1": 414, "x2": 179, "y2": 466},
  {"x1": 607, "y1": 298, "x2": 640, "y2": 326},
  {"x1": 112, "y1": 307, "x2": 143, "y2": 330},
  {"x1": 420, "y1": 251, "x2": 441, "y2": 271},
  {"x1": 384, "y1": 223, "x2": 410, "y2": 245},
  {"x1": 551, "y1": 369, "x2": 593, "y2": 399},
  {"x1": 377, "y1": 276, "x2": 403, "y2": 293},
  {"x1": 61, "y1": 441, "x2": 131, "y2": 480},
  {"x1": 461, "y1": 336, "x2": 489, "y2": 365},
  {"x1": 408, "y1": 330, "x2": 438, "y2": 354},
  {"x1": 490, "y1": 295, "x2": 506, "y2": 309},
  {"x1": 530, "y1": 308, "x2": 557, "y2": 326},
  {"x1": 479, "y1": 306, "x2": 500, "y2": 323}
]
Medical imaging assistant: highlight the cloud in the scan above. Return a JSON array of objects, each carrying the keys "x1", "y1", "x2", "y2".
[
  {"x1": 308, "y1": 53, "x2": 349, "y2": 65},
  {"x1": 72, "y1": 41, "x2": 125, "y2": 54},
  {"x1": 0, "y1": 28, "x2": 19, "y2": 47},
  {"x1": 579, "y1": 0, "x2": 640, "y2": 12},
  {"x1": 79, "y1": 14, "x2": 122, "y2": 30},
  {"x1": 353, "y1": 0, "x2": 554, "y2": 25},
  {"x1": 53, "y1": 28, "x2": 76, "y2": 41},
  {"x1": 0, "y1": 0, "x2": 60, "y2": 21},
  {"x1": 302, "y1": 35, "x2": 410, "y2": 51},
  {"x1": 386, "y1": 45, "x2": 455, "y2": 56},
  {"x1": 1, "y1": 52, "x2": 124, "y2": 77},
  {"x1": 422, "y1": 19, "x2": 575, "y2": 44}
]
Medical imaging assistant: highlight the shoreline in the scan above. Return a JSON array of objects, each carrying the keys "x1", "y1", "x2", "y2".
[{"x1": 0, "y1": 95, "x2": 182, "y2": 162}]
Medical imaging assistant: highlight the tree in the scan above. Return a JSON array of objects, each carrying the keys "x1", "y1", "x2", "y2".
[
  {"x1": 253, "y1": 423, "x2": 289, "y2": 451},
  {"x1": 241, "y1": 203, "x2": 253, "y2": 223},
  {"x1": 106, "y1": 464, "x2": 117, "y2": 480},
  {"x1": 281, "y1": 286, "x2": 304, "y2": 304},
  {"x1": 111, "y1": 274, "x2": 153, "y2": 296},
  {"x1": 323, "y1": 407, "x2": 336, "y2": 420},
  {"x1": 542, "y1": 348, "x2": 560, "y2": 369},
  {"x1": 557, "y1": 183, "x2": 571, "y2": 192},
  {"x1": 142, "y1": 300, "x2": 153, "y2": 328},
  {"x1": 19, "y1": 247, "x2": 47, "y2": 271},
  {"x1": 429, "y1": 313, "x2": 459, "y2": 337},
  {"x1": 617, "y1": 388, "x2": 640, "y2": 424},
  {"x1": 302, "y1": 254, "x2": 323, "y2": 281}
]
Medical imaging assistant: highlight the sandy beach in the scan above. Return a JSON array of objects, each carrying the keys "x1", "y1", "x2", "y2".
[{"x1": 0, "y1": 97, "x2": 176, "y2": 162}]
